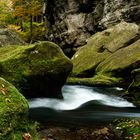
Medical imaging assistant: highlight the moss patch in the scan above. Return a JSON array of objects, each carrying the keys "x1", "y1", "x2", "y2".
[
  {"x1": 0, "y1": 77, "x2": 38, "y2": 140},
  {"x1": 67, "y1": 75, "x2": 122, "y2": 86},
  {"x1": 96, "y1": 40, "x2": 140, "y2": 73}
]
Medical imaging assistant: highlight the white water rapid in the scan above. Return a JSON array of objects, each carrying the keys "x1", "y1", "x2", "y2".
[{"x1": 29, "y1": 85, "x2": 134, "y2": 110}]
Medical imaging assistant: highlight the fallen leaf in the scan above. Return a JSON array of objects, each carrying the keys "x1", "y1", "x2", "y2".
[{"x1": 22, "y1": 133, "x2": 32, "y2": 140}]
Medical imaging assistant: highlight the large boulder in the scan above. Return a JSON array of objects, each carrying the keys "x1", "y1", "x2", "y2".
[
  {"x1": 0, "y1": 77, "x2": 29, "y2": 139},
  {"x1": 71, "y1": 22, "x2": 139, "y2": 77},
  {"x1": 0, "y1": 41, "x2": 73, "y2": 98},
  {"x1": 69, "y1": 22, "x2": 140, "y2": 88},
  {"x1": 95, "y1": 39, "x2": 140, "y2": 86}
]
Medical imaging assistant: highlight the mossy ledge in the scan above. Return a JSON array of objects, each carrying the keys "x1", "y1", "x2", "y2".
[
  {"x1": 0, "y1": 41, "x2": 73, "y2": 98},
  {"x1": 67, "y1": 75, "x2": 122, "y2": 87}
]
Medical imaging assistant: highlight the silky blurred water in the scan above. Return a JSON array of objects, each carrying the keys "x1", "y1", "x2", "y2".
[
  {"x1": 29, "y1": 85, "x2": 134, "y2": 110},
  {"x1": 29, "y1": 85, "x2": 140, "y2": 125}
]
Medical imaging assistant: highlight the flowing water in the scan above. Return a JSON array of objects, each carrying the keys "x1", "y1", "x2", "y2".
[{"x1": 29, "y1": 85, "x2": 140, "y2": 125}]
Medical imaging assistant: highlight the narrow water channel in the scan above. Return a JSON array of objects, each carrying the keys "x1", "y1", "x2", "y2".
[{"x1": 29, "y1": 85, "x2": 140, "y2": 125}]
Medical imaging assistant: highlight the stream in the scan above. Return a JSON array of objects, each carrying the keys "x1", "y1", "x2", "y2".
[{"x1": 29, "y1": 85, "x2": 140, "y2": 126}]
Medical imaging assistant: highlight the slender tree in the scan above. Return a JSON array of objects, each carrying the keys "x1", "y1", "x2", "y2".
[{"x1": 11, "y1": 0, "x2": 43, "y2": 41}]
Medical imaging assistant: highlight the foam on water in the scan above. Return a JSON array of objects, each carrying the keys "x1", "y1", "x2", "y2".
[{"x1": 29, "y1": 85, "x2": 134, "y2": 110}]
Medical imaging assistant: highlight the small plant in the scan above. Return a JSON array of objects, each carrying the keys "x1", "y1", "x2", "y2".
[
  {"x1": 115, "y1": 118, "x2": 140, "y2": 140},
  {"x1": 12, "y1": 120, "x2": 40, "y2": 140}
]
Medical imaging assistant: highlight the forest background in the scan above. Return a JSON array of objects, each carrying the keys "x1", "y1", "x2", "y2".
[{"x1": 0, "y1": 0, "x2": 45, "y2": 43}]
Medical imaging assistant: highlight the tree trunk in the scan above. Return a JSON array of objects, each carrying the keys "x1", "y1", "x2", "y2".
[{"x1": 30, "y1": 15, "x2": 33, "y2": 43}]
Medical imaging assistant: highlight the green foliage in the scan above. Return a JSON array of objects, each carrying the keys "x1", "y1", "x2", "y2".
[
  {"x1": 19, "y1": 22, "x2": 46, "y2": 42},
  {"x1": 115, "y1": 118, "x2": 140, "y2": 140},
  {"x1": 0, "y1": 0, "x2": 46, "y2": 43},
  {"x1": 12, "y1": 121, "x2": 39, "y2": 140},
  {"x1": 0, "y1": 0, "x2": 15, "y2": 25},
  {"x1": 12, "y1": 0, "x2": 43, "y2": 20}
]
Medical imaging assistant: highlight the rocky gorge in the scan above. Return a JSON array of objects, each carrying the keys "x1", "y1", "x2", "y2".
[{"x1": 0, "y1": 0, "x2": 140, "y2": 139}]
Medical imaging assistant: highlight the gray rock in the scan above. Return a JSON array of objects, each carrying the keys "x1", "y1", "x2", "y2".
[
  {"x1": 44, "y1": 0, "x2": 140, "y2": 56},
  {"x1": 44, "y1": 0, "x2": 104, "y2": 56},
  {"x1": 0, "y1": 27, "x2": 25, "y2": 47}
]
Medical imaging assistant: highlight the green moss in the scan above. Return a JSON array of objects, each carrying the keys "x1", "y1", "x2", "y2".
[
  {"x1": 96, "y1": 40, "x2": 140, "y2": 74},
  {"x1": 67, "y1": 74, "x2": 122, "y2": 86},
  {"x1": 0, "y1": 77, "x2": 39, "y2": 139},
  {"x1": 0, "y1": 45, "x2": 32, "y2": 61},
  {"x1": 0, "y1": 77, "x2": 32, "y2": 139},
  {"x1": 12, "y1": 121, "x2": 39, "y2": 140},
  {"x1": 71, "y1": 37, "x2": 111, "y2": 76}
]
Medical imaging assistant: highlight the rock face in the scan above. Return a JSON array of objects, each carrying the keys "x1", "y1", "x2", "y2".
[
  {"x1": 0, "y1": 41, "x2": 73, "y2": 98},
  {"x1": 0, "y1": 27, "x2": 25, "y2": 47},
  {"x1": 0, "y1": 77, "x2": 28, "y2": 139},
  {"x1": 68, "y1": 22, "x2": 140, "y2": 89},
  {"x1": 101, "y1": 0, "x2": 140, "y2": 27},
  {"x1": 45, "y1": 0, "x2": 140, "y2": 56},
  {"x1": 45, "y1": 0, "x2": 103, "y2": 56}
]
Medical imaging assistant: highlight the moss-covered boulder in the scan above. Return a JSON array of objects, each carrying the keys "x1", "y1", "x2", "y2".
[
  {"x1": 0, "y1": 41, "x2": 73, "y2": 98},
  {"x1": 69, "y1": 22, "x2": 140, "y2": 90},
  {"x1": 71, "y1": 22, "x2": 139, "y2": 77},
  {"x1": 0, "y1": 77, "x2": 29, "y2": 140},
  {"x1": 95, "y1": 39, "x2": 140, "y2": 86}
]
